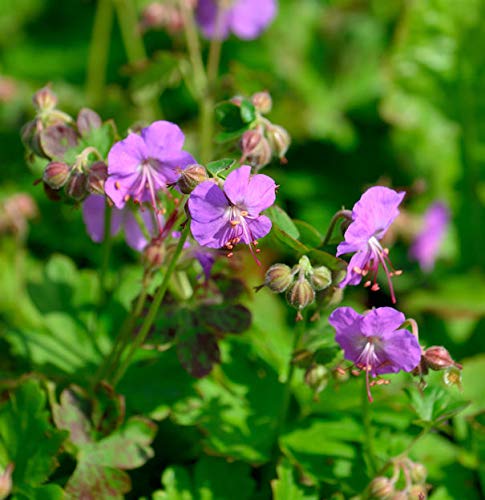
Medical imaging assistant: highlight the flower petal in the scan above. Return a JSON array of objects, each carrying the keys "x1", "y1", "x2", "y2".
[
  {"x1": 141, "y1": 120, "x2": 186, "y2": 157},
  {"x1": 123, "y1": 209, "x2": 149, "y2": 251},
  {"x1": 196, "y1": 0, "x2": 231, "y2": 40},
  {"x1": 375, "y1": 328, "x2": 421, "y2": 375},
  {"x1": 329, "y1": 307, "x2": 367, "y2": 364},
  {"x1": 105, "y1": 172, "x2": 140, "y2": 209},
  {"x1": 82, "y1": 195, "x2": 122, "y2": 243},
  {"x1": 360, "y1": 307, "x2": 406, "y2": 337},
  {"x1": 108, "y1": 132, "x2": 146, "y2": 176},
  {"x1": 246, "y1": 214, "x2": 272, "y2": 241},
  {"x1": 230, "y1": 0, "x2": 276, "y2": 40},
  {"x1": 188, "y1": 181, "x2": 229, "y2": 223},
  {"x1": 338, "y1": 250, "x2": 371, "y2": 287},
  {"x1": 352, "y1": 186, "x2": 405, "y2": 238}
]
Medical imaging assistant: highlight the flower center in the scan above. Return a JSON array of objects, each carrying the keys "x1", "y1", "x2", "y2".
[
  {"x1": 356, "y1": 336, "x2": 383, "y2": 402},
  {"x1": 223, "y1": 205, "x2": 261, "y2": 263},
  {"x1": 353, "y1": 235, "x2": 402, "y2": 303}
]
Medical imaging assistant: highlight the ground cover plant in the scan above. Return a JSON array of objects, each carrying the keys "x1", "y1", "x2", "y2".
[{"x1": 1, "y1": 0, "x2": 485, "y2": 499}]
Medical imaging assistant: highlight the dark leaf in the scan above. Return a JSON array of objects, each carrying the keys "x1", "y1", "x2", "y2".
[
  {"x1": 40, "y1": 124, "x2": 79, "y2": 160},
  {"x1": 177, "y1": 331, "x2": 221, "y2": 378},
  {"x1": 202, "y1": 304, "x2": 252, "y2": 334},
  {"x1": 77, "y1": 108, "x2": 102, "y2": 136}
]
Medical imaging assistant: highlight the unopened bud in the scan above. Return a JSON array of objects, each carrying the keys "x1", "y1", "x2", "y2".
[
  {"x1": 266, "y1": 123, "x2": 291, "y2": 159},
  {"x1": 251, "y1": 91, "x2": 272, "y2": 114},
  {"x1": 144, "y1": 240, "x2": 166, "y2": 269},
  {"x1": 87, "y1": 161, "x2": 108, "y2": 195},
  {"x1": 240, "y1": 129, "x2": 272, "y2": 168},
  {"x1": 287, "y1": 279, "x2": 315, "y2": 310},
  {"x1": 310, "y1": 266, "x2": 332, "y2": 291},
  {"x1": 409, "y1": 462, "x2": 427, "y2": 484},
  {"x1": 265, "y1": 263, "x2": 294, "y2": 293},
  {"x1": 0, "y1": 464, "x2": 13, "y2": 499},
  {"x1": 33, "y1": 86, "x2": 57, "y2": 112},
  {"x1": 66, "y1": 171, "x2": 88, "y2": 201},
  {"x1": 408, "y1": 484, "x2": 428, "y2": 500},
  {"x1": 43, "y1": 161, "x2": 70, "y2": 189},
  {"x1": 21, "y1": 119, "x2": 46, "y2": 158},
  {"x1": 368, "y1": 476, "x2": 395, "y2": 499},
  {"x1": 178, "y1": 164, "x2": 209, "y2": 194},
  {"x1": 443, "y1": 366, "x2": 462, "y2": 389},
  {"x1": 422, "y1": 346, "x2": 462, "y2": 371},
  {"x1": 230, "y1": 96, "x2": 243, "y2": 106},
  {"x1": 304, "y1": 364, "x2": 329, "y2": 394}
]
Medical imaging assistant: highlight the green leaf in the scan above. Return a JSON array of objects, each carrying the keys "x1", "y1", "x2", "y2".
[
  {"x1": 293, "y1": 220, "x2": 323, "y2": 248},
  {"x1": 215, "y1": 127, "x2": 250, "y2": 144},
  {"x1": 0, "y1": 380, "x2": 67, "y2": 497},
  {"x1": 215, "y1": 102, "x2": 245, "y2": 130},
  {"x1": 239, "y1": 98, "x2": 257, "y2": 124},
  {"x1": 280, "y1": 417, "x2": 364, "y2": 484},
  {"x1": 205, "y1": 158, "x2": 236, "y2": 177},
  {"x1": 267, "y1": 205, "x2": 300, "y2": 240},
  {"x1": 154, "y1": 466, "x2": 194, "y2": 500},
  {"x1": 271, "y1": 458, "x2": 319, "y2": 500},
  {"x1": 79, "y1": 120, "x2": 117, "y2": 159}
]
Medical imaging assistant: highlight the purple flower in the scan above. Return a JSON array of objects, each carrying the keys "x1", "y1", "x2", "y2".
[
  {"x1": 196, "y1": 0, "x2": 277, "y2": 40},
  {"x1": 337, "y1": 186, "x2": 405, "y2": 303},
  {"x1": 188, "y1": 165, "x2": 276, "y2": 259},
  {"x1": 105, "y1": 121, "x2": 195, "y2": 211},
  {"x1": 82, "y1": 194, "x2": 162, "y2": 251},
  {"x1": 328, "y1": 306, "x2": 421, "y2": 401},
  {"x1": 409, "y1": 201, "x2": 449, "y2": 272}
]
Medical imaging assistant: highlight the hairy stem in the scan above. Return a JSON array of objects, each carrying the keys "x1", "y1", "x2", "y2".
[
  {"x1": 111, "y1": 222, "x2": 191, "y2": 385},
  {"x1": 322, "y1": 209, "x2": 353, "y2": 246}
]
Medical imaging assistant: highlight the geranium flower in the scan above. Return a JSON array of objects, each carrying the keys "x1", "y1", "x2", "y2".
[
  {"x1": 187, "y1": 165, "x2": 276, "y2": 259},
  {"x1": 337, "y1": 186, "x2": 405, "y2": 303},
  {"x1": 82, "y1": 194, "x2": 162, "y2": 251},
  {"x1": 409, "y1": 201, "x2": 449, "y2": 272},
  {"x1": 105, "y1": 121, "x2": 195, "y2": 211},
  {"x1": 196, "y1": 0, "x2": 277, "y2": 40},
  {"x1": 329, "y1": 306, "x2": 421, "y2": 401}
]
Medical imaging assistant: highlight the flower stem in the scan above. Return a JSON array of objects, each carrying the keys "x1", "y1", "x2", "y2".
[
  {"x1": 86, "y1": 0, "x2": 114, "y2": 106},
  {"x1": 322, "y1": 209, "x2": 353, "y2": 246},
  {"x1": 276, "y1": 317, "x2": 305, "y2": 438},
  {"x1": 112, "y1": 0, "x2": 146, "y2": 64},
  {"x1": 111, "y1": 221, "x2": 191, "y2": 386},
  {"x1": 362, "y1": 379, "x2": 378, "y2": 476}
]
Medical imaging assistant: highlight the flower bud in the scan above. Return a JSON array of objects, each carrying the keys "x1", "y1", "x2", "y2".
[
  {"x1": 422, "y1": 346, "x2": 462, "y2": 371},
  {"x1": 287, "y1": 278, "x2": 315, "y2": 311},
  {"x1": 265, "y1": 263, "x2": 294, "y2": 292},
  {"x1": 251, "y1": 91, "x2": 272, "y2": 114},
  {"x1": 87, "y1": 161, "x2": 108, "y2": 195},
  {"x1": 266, "y1": 123, "x2": 291, "y2": 159},
  {"x1": 21, "y1": 119, "x2": 46, "y2": 158},
  {"x1": 240, "y1": 129, "x2": 272, "y2": 168},
  {"x1": 0, "y1": 464, "x2": 13, "y2": 500},
  {"x1": 144, "y1": 240, "x2": 166, "y2": 269},
  {"x1": 444, "y1": 365, "x2": 462, "y2": 389},
  {"x1": 409, "y1": 462, "x2": 427, "y2": 484},
  {"x1": 310, "y1": 266, "x2": 332, "y2": 291},
  {"x1": 43, "y1": 161, "x2": 70, "y2": 189},
  {"x1": 368, "y1": 476, "x2": 395, "y2": 499},
  {"x1": 408, "y1": 484, "x2": 428, "y2": 500},
  {"x1": 33, "y1": 86, "x2": 57, "y2": 112},
  {"x1": 178, "y1": 164, "x2": 209, "y2": 194},
  {"x1": 66, "y1": 171, "x2": 88, "y2": 201},
  {"x1": 304, "y1": 364, "x2": 329, "y2": 394}
]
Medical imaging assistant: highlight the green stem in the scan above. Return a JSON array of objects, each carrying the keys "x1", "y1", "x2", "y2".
[
  {"x1": 276, "y1": 318, "x2": 305, "y2": 438},
  {"x1": 322, "y1": 209, "x2": 352, "y2": 246},
  {"x1": 112, "y1": 0, "x2": 147, "y2": 64},
  {"x1": 111, "y1": 222, "x2": 191, "y2": 386},
  {"x1": 86, "y1": 0, "x2": 114, "y2": 106},
  {"x1": 362, "y1": 379, "x2": 378, "y2": 476}
]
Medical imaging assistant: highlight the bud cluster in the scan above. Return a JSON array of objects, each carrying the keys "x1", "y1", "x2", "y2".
[
  {"x1": 22, "y1": 87, "x2": 112, "y2": 203},
  {"x1": 264, "y1": 255, "x2": 332, "y2": 320},
  {"x1": 139, "y1": 1, "x2": 196, "y2": 34},
  {"x1": 413, "y1": 345, "x2": 463, "y2": 389},
  {"x1": 367, "y1": 458, "x2": 430, "y2": 500},
  {"x1": 233, "y1": 91, "x2": 291, "y2": 170}
]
